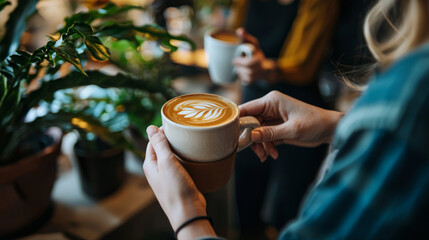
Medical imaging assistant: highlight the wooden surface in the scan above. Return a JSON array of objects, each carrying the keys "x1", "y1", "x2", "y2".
[
  {"x1": 20, "y1": 131, "x2": 235, "y2": 240},
  {"x1": 19, "y1": 133, "x2": 162, "y2": 240},
  {"x1": 50, "y1": 172, "x2": 155, "y2": 240}
]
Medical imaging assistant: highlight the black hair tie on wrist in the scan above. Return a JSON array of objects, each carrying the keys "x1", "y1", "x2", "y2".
[{"x1": 174, "y1": 215, "x2": 214, "y2": 239}]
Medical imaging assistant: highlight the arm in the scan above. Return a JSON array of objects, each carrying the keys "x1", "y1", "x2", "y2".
[
  {"x1": 280, "y1": 128, "x2": 429, "y2": 239},
  {"x1": 143, "y1": 90, "x2": 343, "y2": 238},
  {"x1": 143, "y1": 126, "x2": 218, "y2": 240},
  {"x1": 277, "y1": 0, "x2": 339, "y2": 85},
  {"x1": 233, "y1": 0, "x2": 340, "y2": 85},
  {"x1": 239, "y1": 91, "x2": 343, "y2": 161}
]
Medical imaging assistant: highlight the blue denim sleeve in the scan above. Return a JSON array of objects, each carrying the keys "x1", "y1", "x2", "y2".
[
  {"x1": 280, "y1": 42, "x2": 429, "y2": 240},
  {"x1": 279, "y1": 127, "x2": 429, "y2": 240}
]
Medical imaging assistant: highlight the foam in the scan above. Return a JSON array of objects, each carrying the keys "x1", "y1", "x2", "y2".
[{"x1": 163, "y1": 94, "x2": 237, "y2": 127}]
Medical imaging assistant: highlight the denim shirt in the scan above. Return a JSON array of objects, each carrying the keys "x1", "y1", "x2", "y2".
[
  {"x1": 200, "y1": 44, "x2": 429, "y2": 240},
  {"x1": 280, "y1": 44, "x2": 429, "y2": 239}
]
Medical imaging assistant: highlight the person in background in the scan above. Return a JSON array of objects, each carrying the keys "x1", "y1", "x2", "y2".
[
  {"x1": 143, "y1": 0, "x2": 429, "y2": 239},
  {"x1": 228, "y1": 0, "x2": 339, "y2": 237}
]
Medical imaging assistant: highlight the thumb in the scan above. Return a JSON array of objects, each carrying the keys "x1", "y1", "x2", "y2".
[
  {"x1": 251, "y1": 124, "x2": 292, "y2": 143},
  {"x1": 236, "y1": 27, "x2": 259, "y2": 48}
]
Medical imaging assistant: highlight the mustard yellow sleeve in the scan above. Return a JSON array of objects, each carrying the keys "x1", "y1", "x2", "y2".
[
  {"x1": 227, "y1": 0, "x2": 249, "y2": 29},
  {"x1": 278, "y1": 0, "x2": 339, "y2": 85}
]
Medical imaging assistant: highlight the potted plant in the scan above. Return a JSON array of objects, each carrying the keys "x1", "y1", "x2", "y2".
[{"x1": 0, "y1": 0, "x2": 193, "y2": 237}]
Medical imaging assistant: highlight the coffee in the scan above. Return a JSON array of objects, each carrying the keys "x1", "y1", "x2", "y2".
[
  {"x1": 161, "y1": 93, "x2": 260, "y2": 192},
  {"x1": 163, "y1": 94, "x2": 238, "y2": 127},
  {"x1": 211, "y1": 30, "x2": 240, "y2": 44}
]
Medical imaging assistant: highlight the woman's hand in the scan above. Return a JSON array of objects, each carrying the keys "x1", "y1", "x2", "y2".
[
  {"x1": 233, "y1": 28, "x2": 279, "y2": 85},
  {"x1": 143, "y1": 126, "x2": 216, "y2": 239},
  {"x1": 239, "y1": 91, "x2": 343, "y2": 162}
]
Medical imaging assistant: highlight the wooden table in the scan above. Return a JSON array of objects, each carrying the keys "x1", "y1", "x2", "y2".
[{"x1": 21, "y1": 105, "x2": 236, "y2": 240}]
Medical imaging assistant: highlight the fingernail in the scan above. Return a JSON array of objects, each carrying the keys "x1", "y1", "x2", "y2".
[
  {"x1": 269, "y1": 150, "x2": 278, "y2": 160},
  {"x1": 146, "y1": 126, "x2": 158, "y2": 138},
  {"x1": 257, "y1": 147, "x2": 267, "y2": 162},
  {"x1": 252, "y1": 130, "x2": 262, "y2": 142},
  {"x1": 261, "y1": 153, "x2": 267, "y2": 163}
]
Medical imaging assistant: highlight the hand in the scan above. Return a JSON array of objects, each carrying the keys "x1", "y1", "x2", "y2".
[
  {"x1": 233, "y1": 28, "x2": 278, "y2": 85},
  {"x1": 143, "y1": 126, "x2": 216, "y2": 239},
  {"x1": 239, "y1": 91, "x2": 343, "y2": 162}
]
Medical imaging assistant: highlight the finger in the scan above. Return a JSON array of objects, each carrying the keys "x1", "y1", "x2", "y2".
[
  {"x1": 143, "y1": 142, "x2": 158, "y2": 179},
  {"x1": 235, "y1": 65, "x2": 251, "y2": 75},
  {"x1": 238, "y1": 74, "x2": 251, "y2": 85},
  {"x1": 263, "y1": 142, "x2": 278, "y2": 160},
  {"x1": 271, "y1": 139, "x2": 318, "y2": 148},
  {"x1": 251, "y1": 143, "x2": 267, "y2": 162},
  {"x1": 146, "y1": 125, "x2": 174, "y2": 164},
  {"x1": 235, "y1": 27, "x2": 260, "y2": 47},
  {"x1": 233, "y1": 56, "x2": 261, "y2": 68},
  {"x1": 236, "y1": 68, "x2": 252, "y2": 84},
  {"x1": 251, "y1": 124, "x2": 290, "y2": 143},
  {"x1": 238, "y1": 97, "x2": 266, "y2": 117},
  {"x1": 273, "y1": 140, "x2": 284, "y2": 146}
]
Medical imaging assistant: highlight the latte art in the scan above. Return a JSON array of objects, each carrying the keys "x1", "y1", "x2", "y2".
[
  {"x1": 177, "y1": 101, "x2": 226, "y2": 121},
  {"x1": 163, "y1": 94, "x2": 238, "y2": 127}
]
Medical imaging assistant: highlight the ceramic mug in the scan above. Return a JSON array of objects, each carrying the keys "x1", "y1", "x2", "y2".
[
  {"x1": 161, "y1": 93, "x2": 260, "y2": 192},
  {"x1": 204, "y1": 29, "x2": 253, "y2": 85}
]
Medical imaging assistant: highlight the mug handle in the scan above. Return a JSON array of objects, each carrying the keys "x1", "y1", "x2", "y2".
[
  {"x1": 235, "y1": 43, "x2": 254, "y2": 58},
  {"x1": 238, "y1": 116, "x2": 261, "y2": 152},
  {"x1": 234, "y1": 43, "x2": 254, "y2": 86}
]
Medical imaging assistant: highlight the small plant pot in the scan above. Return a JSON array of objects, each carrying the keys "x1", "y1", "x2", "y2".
[
  {"x1": 0, "y1": 130, "x2": 61, "y2": 238},
  {"x1": 74, "y1": 140, "x2": 125, "y2": 200}
]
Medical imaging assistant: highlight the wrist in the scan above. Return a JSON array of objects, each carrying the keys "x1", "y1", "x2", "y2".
[
  {"x1": 168, "y1": 196, "x2": 216, "y2": 239},
  {"x1": 175, "y1": 216, "x2": 216, "y2": 240},
  {"x1": 169, "y1": 197, "x2": 207, "y2": 230},
  {"x1": 321, "y1": 110, "x2": 344, "y2": 144},
  {"x1": 263, "y1": 59, "x2": 280, "y2": 84}
]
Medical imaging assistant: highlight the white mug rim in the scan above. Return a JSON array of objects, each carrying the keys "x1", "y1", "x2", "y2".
[
  {"x1": 161, "y1": 93, "x2": 240, "y2": 131},
  {"x1": 205, "y1": 28, "x2": 241, "y2": 47}
]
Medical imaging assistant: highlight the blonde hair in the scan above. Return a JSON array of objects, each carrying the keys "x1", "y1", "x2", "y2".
[
  {"x1": 364, "y1": 0, "x2": 429, "y2": 66},
  {"x1": 342, "y1": 0, "x2": 429, "y2": 89}
]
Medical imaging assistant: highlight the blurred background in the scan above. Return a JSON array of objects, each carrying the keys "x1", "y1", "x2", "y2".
[{"x1": 0, "y1": 0, "x2": 374, "y2": 239}]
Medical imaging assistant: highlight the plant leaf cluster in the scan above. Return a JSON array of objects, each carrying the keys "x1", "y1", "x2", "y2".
[{"x1": 0, "y1": 2, "x2": 194, "y2": 164}]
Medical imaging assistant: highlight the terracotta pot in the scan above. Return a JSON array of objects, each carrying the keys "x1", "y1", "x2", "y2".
[{"x1": 0, "y1": 132, "x2": 61, "y2": 238}]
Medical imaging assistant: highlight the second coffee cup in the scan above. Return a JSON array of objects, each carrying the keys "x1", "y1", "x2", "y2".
[
  {"x1": 161, "y1": 93, "x2": 260, "y2": 192},
  {"x1": 204, "y1": 29, "x2": 253, "y2": 85}
]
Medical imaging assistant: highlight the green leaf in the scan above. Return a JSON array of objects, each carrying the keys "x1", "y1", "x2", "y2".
[
  {"x1": 70, "y1": 22, "x2": 94, "y2": 37},
  {"x1": 0, "y1": 74, "x2": 7, "y2": 106},
  {"x1": 97, "y1": 24, "x2": 196, "y2": 50},
  {"x1": 0, "y1": 0, "x2": 38, "y2": 61},
  {"x1": 68, "y1": 112, "x2": 140, "y2": 156},
  {"x1": 0, "y1": 85, "x2": 21, "y2": 127},
  {"x1": 10, "y1": 51, "x2": 31, "y2": 66},
  {"x1": 134, "y1": 35, "x2": 146, "y2": 46},
  {"x1": 17, "y1": 70, "x2": 174, "y2": 123},
  {"x1": 84, "y1": 36, "x2": 110, "y2": 61},
  {"x1": 96, "y1": 23, "x2": 136, "y2": 40},
  {"x1": 0, "y1": 110, "x2": 141, "y2": 164},
  {"x1": 60, "y1": 3, "x2": 144, "y2": 34},
  {"x1": 54, "y1": 43, "x2": 87, "y2": 76},
  {"x1": 161, "y1": 39, "x2": 177, "y2": 52}
]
